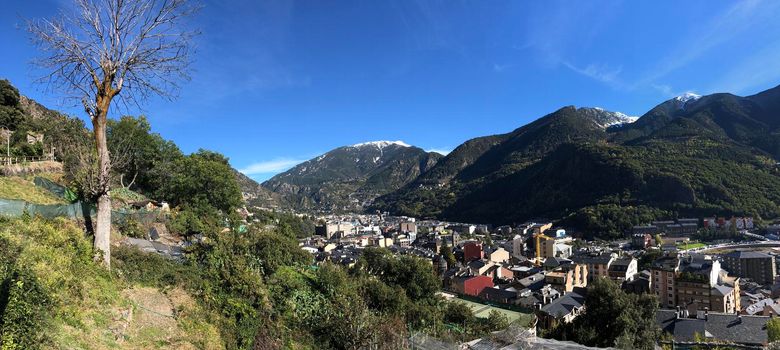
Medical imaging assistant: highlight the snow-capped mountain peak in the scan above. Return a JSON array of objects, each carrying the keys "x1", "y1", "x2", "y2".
[
  {"x1": 674, "y1": 92, "x2": 702, "y2": 103},
  {"x1": 351, "y1": 140, "x2": 411, "y2": 148},
  {"x1": 579, "y1": 107, "x2": 638, "y2": 128},
  {"x1": 673, "y1": 92, "x2": 702, "y2": 110}
]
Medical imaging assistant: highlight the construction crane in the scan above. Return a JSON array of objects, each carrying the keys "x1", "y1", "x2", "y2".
[{"x1": 534, "y1": 233, "x2": 554, "y2": 266}]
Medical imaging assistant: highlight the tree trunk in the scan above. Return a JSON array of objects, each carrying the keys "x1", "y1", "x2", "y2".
[
  {"x1": 93, "y1": 101, "x2": 112, "y2": 269},
  {"x1": 95, "y1": 191, "x2": 111, "y2": 267}
]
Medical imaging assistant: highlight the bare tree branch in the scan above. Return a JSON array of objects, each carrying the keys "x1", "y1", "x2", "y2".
[
  {"x1": 28, "y1": 0, "x2": 200, "y2": 115},
  {"x1": 27, "y1": 0, "x2": 199, "y2": 268}
]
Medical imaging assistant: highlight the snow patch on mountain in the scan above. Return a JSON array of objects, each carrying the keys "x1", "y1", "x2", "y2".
[
  {"x1": 352, "y1": 140, "x2": 411, "y2": 148},
  {"x1": 673, "y1": 92, "x2": 702, "y2": 110},
  {"x1": 675, "y1": 92, "x2": 702, "y2": 103},
  {"x1": 581, "y1": 107, "x2": 638, "y2": 128}
]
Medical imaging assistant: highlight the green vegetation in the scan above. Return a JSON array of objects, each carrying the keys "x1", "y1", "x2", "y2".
[
  {"x1": 694, "y1": 226, "x2": 742, "y2": 242},
  {"x1": 677, "y1": 271, "x2": 709, "y2": 283},
  {"x1": 151, "y1": 149, "x2": 243, "y2": 237},
  {"x1": 0, "y1": 49, "x2": 516, "y2": 349},
  {"x1": 0, "y1": 206, "x2": 507, "y2": 349},
  {"x1": 452, "y1": 297, "x2": 533, "y2": 326},
  {"x1": 116, "y1": 216, "x2": 145, "y2": 239},
  {"x1": 261, "y1": 141, "x2": 441, "y2": 213},
  {"x1": 0, "y1": 217, "x2": 221, "y2": 349},
  {"x1": 677, "y1": 241, "x2": 706, "y2": 250},
  {"x1": 374, "y1": 90, "x2": 780, "y2": 239},
  {"x1": 547, "y1": 278, "x2": 660, "y2": 349},
  {"x1": 638, "y1": 249, "x2": 663, "y2": 271},
  {"x1": 0, "y1": 79, "x2": 77, "y2": 159},
  {"x1": 0, "y1": 79, "x2": 25, "y2": 131},
  {"x1": 768, "y1": 317, "x2": 780, "y2": 343},
  {"x1": 250, "y1": 209, "x2": 317, "y2": 239},
  {"x1": 439, "y1": 240, "x2": 456, "y2": 268}
]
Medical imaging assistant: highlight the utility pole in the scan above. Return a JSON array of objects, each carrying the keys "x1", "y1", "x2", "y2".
[{"x1": 1, "y1": 127, "x2": 9, "y2": 165}]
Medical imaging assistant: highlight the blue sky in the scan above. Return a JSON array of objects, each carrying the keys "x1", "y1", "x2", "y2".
[{"x1": 3, "y1": 0, "x2": 780, "y2": 181}]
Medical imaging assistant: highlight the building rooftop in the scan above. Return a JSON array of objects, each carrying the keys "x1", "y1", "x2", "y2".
[
  {"x1": 711, "y1": 285, "x2": 733, "y2": 297},
  {"x1": 724, "y1": 251, "x2": 773, "y2": 259},
  {"x1": 479, "y1": 287, "x2": 517, "y2": 301},
  {"x1": 744, "y1": 298, "x2": 775, "y2": 315},
  {"x1": 652, "y1": 255, "x2": 680, "y2": 271},
  {"x1": 570, "y1": 252, "x2": 614, "y2": 265},
  {"x1": 610, "y1": 257, "x2": 635, "y2": 267},
  {"x1": 539, "y1": 291, "x2": 586, "y2": 318},
  {"x1": 658, "y1": 312, "x2": 769, "y2": 346}
]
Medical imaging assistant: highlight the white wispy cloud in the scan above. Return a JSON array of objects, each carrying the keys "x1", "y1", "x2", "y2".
[
  {"x1": 239, "y1": 158, "x2": 305, "y2": 175},
  {"x1": 636, "y1": 0, "x2": 773, "y2": 89},
  {"x1": 562, "y1": 61, "x2": 624, "y2": 88},
  {"x1": 492, "y1": 63, "x2": 514, "y2": 73},
  {"x1": 519, "y1": 0, "x2": 775, "y2": 96},
  {"x1": 710, "y1": 39, "x2": 780, "y2": 95},
  {"x1": 651, "y1": 84, "x2": 674, "y2": 97}
]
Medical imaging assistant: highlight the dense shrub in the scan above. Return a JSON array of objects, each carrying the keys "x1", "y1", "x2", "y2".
[
  {"x1": 0, "y1": 218, "x2": 117, "y2": 349},
  {"x1": 117, "y1": 216, "x2": 145, "y2": 238}
]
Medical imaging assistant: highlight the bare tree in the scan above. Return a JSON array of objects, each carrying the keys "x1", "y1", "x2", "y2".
[{"x1": 28, "y1": 0, "x2": 199, "y2": 268}]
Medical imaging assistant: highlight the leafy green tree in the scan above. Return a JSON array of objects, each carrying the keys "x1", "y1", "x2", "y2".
[
  {"x1": 313, "y1": 294, "x2": 384, "y2": 350},
  {"x1": 251, "y1": 231, "x2": 312, "y2": 276},
  {"x1": 768, "y1": 318, "x2": 780, "y2": 342},
  {"x1": 353, "y1": 247, "x2": 440, "y2": 301},
  {"x1": 168, "y1": 206, "x2": 221, "y2": 236},
  {"x1": 482, "y1": 233, "x2": 493, "y2": 247},
  {"x1": 0, "y1": 79, "x2": 25, "y2": 130},
  {"x1": 638, "y1": 249, "x2": 663, "y2": 270},
  {"x1": 188, "y1": 229, "x2": 269, "y2": 349},
  {"x1": 154, "y1": 149, "x2": 242, "y2": 213},
  {"x1": 274, "y1": 212, "x2": 316, "y2": 239},
  {"x1": 439, "y1": 240, "x2": 457, "y2": 268},
  {"x1": 551, "y1": 278, "x2": 660, "y2": 349},
  {"x1": 314, "y1": 262, "x2": 351, "y2": 298},
  {"x1": 360, "y1": 278, "x2": 408, "y2": 315},
  {"x1": 107, "y1": 115, "x2": 181, "y2": 192},
  {"x1": 444, "y1": 302, "x2": 474, "y2": 328},
  {"x1": 563, "y1": 204, "x2": 670, "y2": 240},
  {"x1": 485, "y1": 310, "x2": 509, "y2": 330}
]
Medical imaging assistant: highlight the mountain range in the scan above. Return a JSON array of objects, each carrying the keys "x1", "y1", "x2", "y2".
[
  {"x1": 260, "y1": 141, "x2": 441, "y2": 212},
  {"x1": 260, "y1": 84, "x2": 780, "y2": 238}
]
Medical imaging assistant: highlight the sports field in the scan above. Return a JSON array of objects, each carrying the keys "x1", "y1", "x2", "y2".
[{"x1": 453, "y1": 297, "x2": 534, "y2": 325}]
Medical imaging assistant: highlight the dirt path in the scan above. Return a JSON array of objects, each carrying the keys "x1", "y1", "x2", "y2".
[{"x1": 112, "y1": 286, "x2": 222, "y2": 350}]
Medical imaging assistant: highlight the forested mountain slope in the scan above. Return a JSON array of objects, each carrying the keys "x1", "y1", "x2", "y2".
[
  {"x1": 373, "y1": 85, "x2": 780, "y2": 238},
  {"x1": 262, "y1": 141, "x2": 442, "y2": 212}
]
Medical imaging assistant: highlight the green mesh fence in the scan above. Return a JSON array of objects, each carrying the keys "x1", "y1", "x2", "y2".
[
  {"x1": 0, "y1": 198, "x2": 91, "y2": 219},
  {"x1": 0, "y1": 198, "x2": 165, "y2": 224},
  {"x1": 33, "y1": 176, "x2": 79, "y2": 202},
  {"x1": 33, "y1": 176, "x2": 67, "y2": 197},
  {"x1": 1, "y1": 177, "x2": 166, "y2": 223}
]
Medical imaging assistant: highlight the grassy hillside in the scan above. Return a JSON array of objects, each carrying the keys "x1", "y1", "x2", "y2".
[
  {"x1": 0, "y1": 217, "x2": 222, "y2": 349},
  {"x1": 0, "y1": 214, "x2": 518, "y2": 349},
  {"x1": 0, "y1": 176, "x2": 66, "y2": 204}
]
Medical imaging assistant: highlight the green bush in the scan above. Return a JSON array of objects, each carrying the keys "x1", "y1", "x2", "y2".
[
  {"x1": 0, "y1": 267, "x2": 51, "y2": 349},
  {"x1": 0, "y1": 217, "x2": 118, "y2": 349},
  {"x1": 117, "y1": 217, "x2": 145, "y2": 238}
]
